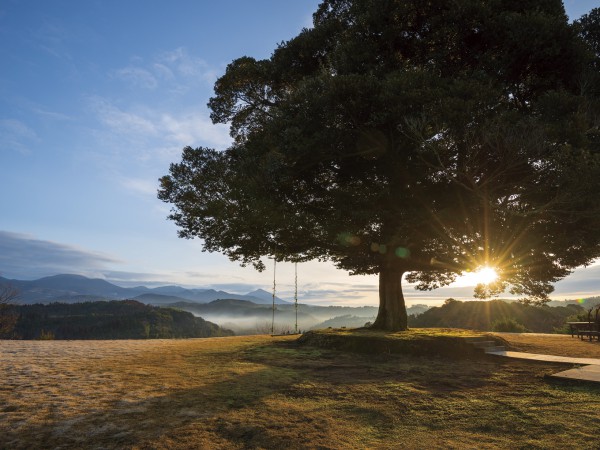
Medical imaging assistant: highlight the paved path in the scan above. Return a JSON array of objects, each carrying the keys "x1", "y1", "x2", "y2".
[
  {"x1": 473, "y1": 341, "x2": 600, "y2": 383},
  {"x1": 486, "y1": 350, "x2": 600, "y2": 366},
  {"x1": 549, "y1": 364, "x2": 600, "y2": 383}
]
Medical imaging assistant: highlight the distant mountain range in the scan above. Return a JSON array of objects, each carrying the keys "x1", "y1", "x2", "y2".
[
  {"x1": 0, "y1": 274, "x2": 289, "y2": 305},
  {"x1": 0, "y1": 274, "x2": 436, "y2": 335}
]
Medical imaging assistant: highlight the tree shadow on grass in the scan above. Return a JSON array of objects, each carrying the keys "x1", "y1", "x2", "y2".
[
  {"x1": 3, "y1": 339, "x2": 597, "y2": 449},
  {"x1": 2, "y1": 364, "x2": 298, "y2": 449}
]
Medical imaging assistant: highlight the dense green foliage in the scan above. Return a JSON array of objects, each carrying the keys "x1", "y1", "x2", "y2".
[
  {"x1": 575, "y1": 8, "x2": 600, "y2": 64},
  {"x1": 408, "y1": 299, "x2": 582, "y2": 333},
  {"x1": 491, "y1": 317, "x2": 528, "y2": 333},
  {"x1": 0, "y1": 300, "x2": 234, "y2": 340},
  {"x1": 160, "y1": 1, "x2": 600, "y2": 330}
]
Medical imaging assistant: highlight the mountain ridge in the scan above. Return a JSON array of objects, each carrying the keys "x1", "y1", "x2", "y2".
[{"x1": 0, "y1": 274, "x2": 289, "y2": 305}]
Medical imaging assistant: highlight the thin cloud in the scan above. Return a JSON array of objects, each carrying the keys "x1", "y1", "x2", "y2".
[
  {"x1": 153, "y1": 63, "x2": 175, "y2": 80},
  {"x1": 102, "y1": 270, "x2": 188, "y2": 287},
  {"x1": 158, "y1": 47, "x2": 215, "y2": 83},
  {"x1": 120, "y1": 177, "x2": 158, "y2": 196},
  {"x1": 34, "y1": 20, "x2": 73, "y2": 61},
  {"x1": 160, "y1": 112, "x2": 231, "y2": 149},
  {"x1": 88, "y1": 96, "x2": 158, "y2": 136},
  {"x1": 300, "y1": 289, "x2": 366, "y2": 300},
  {"x1": 31, "y1": 107, "x2": 73, "y2": 121},
  {"x1": 87, "y1": 96, "x2": 230, "y2": 152},
  {"x1": 0, "y1": 119, "x2": 39, "y2": 154},
  {"x1": 112, "y1": 66, "x2": 158, "y2": 89},
  {"x1": 111, "y1": 47, "x2": 217, "y2": 94},
  {"x1": 0, "y1": 231, "x2": 120, "y2": 280},
  {"x1": 208, "y1": 283, "x2": 263, "y2": 293},
  {"x1": 85, "y1": 47, "x2": 232, "y2": 202},
  {"x1": 552, "y1": 265, "x2": 600, "y2": 296}
]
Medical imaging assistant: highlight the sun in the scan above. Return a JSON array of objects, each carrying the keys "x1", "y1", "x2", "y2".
[
  {"x1": 474, "y1": 267, "x2": 499, "y2": 284},
  {"x1": 455, "y1": 266, "x2": 499, "y2": 287}
]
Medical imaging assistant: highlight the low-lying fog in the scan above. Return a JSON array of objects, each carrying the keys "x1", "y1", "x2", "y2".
[{"x1": 185, "y1": 304, "x2": 430, "y2": 335}]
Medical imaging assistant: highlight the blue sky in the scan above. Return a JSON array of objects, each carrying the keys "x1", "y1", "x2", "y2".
[{"x1": 1, "y1": 0, "x2": 599, "y2": 306}]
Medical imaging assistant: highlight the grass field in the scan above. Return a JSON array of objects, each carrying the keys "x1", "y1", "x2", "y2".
[
  {"x1": 494, "y1": 332, "x2": 600, "y2": 358},
  {"x1": 1, "y1": 332, "x2": 599, "y2": 449}
]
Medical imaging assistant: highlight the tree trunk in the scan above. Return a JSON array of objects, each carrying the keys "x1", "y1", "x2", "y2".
[{"x1": 371, "y1": 267, "x2": 408, "y2": 331}]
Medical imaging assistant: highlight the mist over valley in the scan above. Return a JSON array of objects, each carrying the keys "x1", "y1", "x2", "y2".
[{"x1": 0, "y1": 274, "x2": 430, "y2": 334}]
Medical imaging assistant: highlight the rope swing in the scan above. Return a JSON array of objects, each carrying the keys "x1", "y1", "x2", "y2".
[
  {"x1": 271, "y1": 258, "x2": 276, "y2": 335},
  {"x1": 270, "y1": 258, "x2": 300, "y2": 335},
  {"x1": 295, "y1": 262, "x2": 298, "y2": 334}
]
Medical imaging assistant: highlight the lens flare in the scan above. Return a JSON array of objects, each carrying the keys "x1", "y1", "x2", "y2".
[
  {"x1": 454, "y1": 266, "x2": 499, "y2": 287},
  {"x1": 395, "y1": 247, "x2": 410, "y2": 258},
  {"x1": 476, "y1": 267, "x2": 498, "y2": 284}
]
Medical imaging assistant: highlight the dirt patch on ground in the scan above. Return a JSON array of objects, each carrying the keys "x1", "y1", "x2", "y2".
[{"x1": 494, "y1": 333, "x2": 600, "y2": 358}]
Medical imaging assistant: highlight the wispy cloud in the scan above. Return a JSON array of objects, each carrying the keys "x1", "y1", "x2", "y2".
[
  {"x1": 34, "y1": 20, "x2": 73, "y2": 61},
  {"x1": 158, "y1": 47, "x2": 218, "y2": 84},
  {"x1": 102, "y1": 270, "x2": 193, "y2": 287},
  {"x1": 159, "y1": 111, "x2": 231, "y2": 149},
  {"x1": 120, "y1": 177, "x2": 158, "y2": 196},
  {"x1": 552, "y1": 265, "x2": 600, "y2": 297},
  {"x1": 209, "y1": 283, "x2": 262, "y2": 293},
  {"x1": 31, "y1": 107, "x2": 73, "y2": 121},
  {"x1": 0, "y1": 119, "x2": 39, "y2": 154},
  {"x1": 84, "y1": 95, "x2": 231, "y2": 200},
  {"x1": 112, "y1": 66, "x2": 158, "y2": 89},
  {"x1": 88, "y1": 96, "x2": 158, "y2": 136},
  {"x1": 111, "y1": 47, "x2": 218, "y2": 93},
  {"x1": 152, "y1": 63, "x2": 175, "y2": 80},
  {"x1": 83, "y1": 47, "x2": 231, "y2": 200},
  {"x1": 87, "y1": 96, "x2": 230, "y2": 152},
  {"x1": 0, "y1": 231, "x2": 120, "y2": 280}
]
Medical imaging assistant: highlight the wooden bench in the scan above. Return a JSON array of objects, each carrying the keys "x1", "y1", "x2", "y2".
[
  {"x1": 572, "y1": 306, "x2": 600, "y2": 341},
  {"x1": 567, "y1": 321, "x2": 595, "y2": 338}
]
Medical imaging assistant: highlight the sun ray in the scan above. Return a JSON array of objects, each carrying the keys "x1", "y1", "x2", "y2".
[{"x1": 454, "y1": 266, "x2": 499, "y2": 287}]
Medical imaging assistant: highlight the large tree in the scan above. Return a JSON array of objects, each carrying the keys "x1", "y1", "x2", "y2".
[{"x1": 159, "y1": 1, "x2": 600, "y2": 331}]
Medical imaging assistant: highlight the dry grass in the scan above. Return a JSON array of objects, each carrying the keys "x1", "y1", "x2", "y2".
[
  {"x1": 494, "y1": 332, "x2": 600, "y2": 358},
  {"x1": 1, "y1": 333, "x2": 599, "y2": 449}
]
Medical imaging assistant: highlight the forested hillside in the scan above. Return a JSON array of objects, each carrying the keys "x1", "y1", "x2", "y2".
[
  {"x1": 0, "y1": 300, "x2": 234, "y2": 339},
  {"x1": 408, "y1": 299, "x2": 583, "y2": 333}
]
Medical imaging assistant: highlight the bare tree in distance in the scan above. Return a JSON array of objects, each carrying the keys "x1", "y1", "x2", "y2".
[
  {"x1": 0, "y1": 284, "x2": 19, "y2": 305},
  {"x1": 255, "y1": 320, "x2": 291, "y2": 336},
  {"x1": 0, "y1": 280, "x2": 19, "y2": 336}
]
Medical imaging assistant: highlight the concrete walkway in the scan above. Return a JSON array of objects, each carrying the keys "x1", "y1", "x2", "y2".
[
  {"x1": 468, "y1": 338, "x2": 600, "y2": 384},
  {"x1": 486, "y1": 350, "x2": 600, "y2": 366},
  {"x1": 549, "y1": 364, "x2": 600, "y2": 383},
  {"x1": 486, "y1": 350, "x2": 600, "y2": 383}
]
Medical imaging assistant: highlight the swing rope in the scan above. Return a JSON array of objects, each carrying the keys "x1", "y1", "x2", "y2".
[
  {"x1": 294, "y1": 262, "x2": 298, "y2": 334},
  {"x1": 271, "y1": 258, "x2": 276, "y2": 335},
  {"x1": 270, "y1": 258, "x2": 300, "y2": 335}
]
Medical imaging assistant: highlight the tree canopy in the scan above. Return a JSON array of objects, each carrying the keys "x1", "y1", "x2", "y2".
[{"x1": 159, "y1": 1, "x2": 600, "y2": 330}]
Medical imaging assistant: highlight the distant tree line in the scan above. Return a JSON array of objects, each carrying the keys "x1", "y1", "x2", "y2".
[
  {"x1": 408, "y1": 299, "x2": 584, "y2": 333},
  {"x1": 0, "y1": 300, "x2": 234, "y2": 340},
  {"x1": 0, "y1": 283, "x2": 19, "y2": 335}
]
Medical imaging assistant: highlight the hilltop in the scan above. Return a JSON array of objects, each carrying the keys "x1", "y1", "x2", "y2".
[{"x1": 1, "y1": 333, "x2": 598, "y2": 448}]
